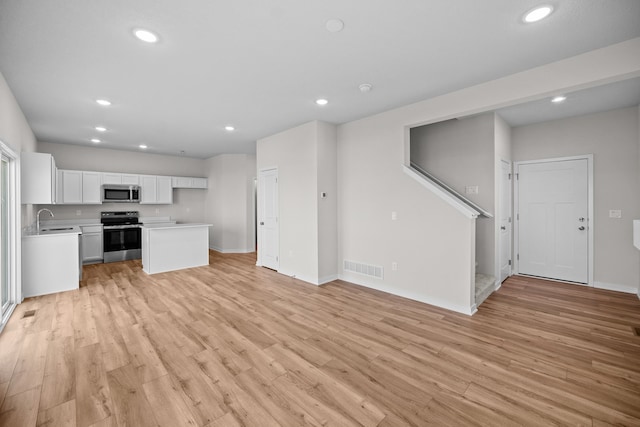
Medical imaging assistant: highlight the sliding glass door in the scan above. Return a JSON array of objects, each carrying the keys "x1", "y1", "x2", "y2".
[
  {"x1": 0, "y1": 143, "x2": 17, "y2": 333},
  {"x1": 1, "y1": 155, "x2": 9, "y2": 315}
]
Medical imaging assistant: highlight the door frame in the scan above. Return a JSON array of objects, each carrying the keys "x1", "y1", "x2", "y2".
[
  {"x1": 496, "y1": 159, "x2": 512, "y2": 285},
  {"x1": 0, "y1": 139, "x2": 20, "y2": 333},
  {"x1": 256, "y1": 167, "x2": 279, "y2": 269},
  {"x1": 514, "y1": 154, "x2": 594, "y2": 286}
]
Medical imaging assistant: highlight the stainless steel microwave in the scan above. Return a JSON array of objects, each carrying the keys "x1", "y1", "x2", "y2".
[{"x1": 102, "y1": 185, "x2": 140, "y2": 203}]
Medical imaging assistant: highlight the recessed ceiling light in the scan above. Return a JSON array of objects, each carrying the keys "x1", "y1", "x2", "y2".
[
  {"x1": 325, "y1": 19, "x2": 344, "y2": 33},
  {"x1": 139, "y1": 144, "x2": 148, "y2": 149},
  {"x1": 96, "y1": 99, "x2": 111, "y2": 106},
  {"x1": 523, "y1": 5, "x2": 554, "y2": 23},
  {"x1": 551, "y1": 95, "x2": 567, "y2": 103},
  {"x1": 225, "y1": 125, "x2": 235, "y2": 131},
  {"x1": 95, "y1": 126, "x2": 107, "y2": 132},
  {"x1": 134, "y1": 29, "x2": 158, "y2": 43},
  {"x1": 90, "y1": 138, "x2": 101, "y2": 143},
  {"x1": 315, "y1": 98, "x2": 329, "y2": 106},
  {"x1": 359, "y1": 83, "x2": 373, "y2": 93}
]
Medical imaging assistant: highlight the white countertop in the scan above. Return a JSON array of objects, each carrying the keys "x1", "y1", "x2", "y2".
[
  {"x1": 142, "y1": 223, "x2": 212, "y2": 230},
  {"x1": 23, "y1": 225, "x2": 82, "y2": 238}
]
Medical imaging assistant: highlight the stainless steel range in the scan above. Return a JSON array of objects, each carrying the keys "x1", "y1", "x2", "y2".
[{"x1": 101, "y1": 211, "x2": 142, "y2": 263}]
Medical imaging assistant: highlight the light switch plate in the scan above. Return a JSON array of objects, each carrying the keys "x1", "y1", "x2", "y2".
[
  {"x1": 609, "y1": 210, "x2": 622, "y2": 218},
  {"x1": 465, "y1": 186, "x2": 479, "y2": 194}
]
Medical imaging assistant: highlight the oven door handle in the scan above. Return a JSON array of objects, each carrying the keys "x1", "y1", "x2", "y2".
[{"x1": 103, "y1": 225, "x2": 141, "y2": 230}]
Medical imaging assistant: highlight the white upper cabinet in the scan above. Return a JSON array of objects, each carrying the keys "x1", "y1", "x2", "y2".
[
  {"x1": 157, "y1": 176, "x2": 173, "y2": 204},
  {"x1": 171, "y1": 176, "x2": 208, "y2": 189},
  {"x1": 121, "y1": 174, "x2": 140, "y2": 185},
  {"x1": 102, "y1": 172, "x2": 139, "y2": 185},
  {"x1": 59, "y1": 170, "x2": 82, "y2": 204},
  {"x1": 21, "y1": 152, "x2": 57, "y2": 204},
  {"x1": 140, "y1": 175, "x2": 157, "y2": 204},
  {"x1": 21, "y1": 152, "x2": 203, "y2": 206},
  {"x1": 82, "y1": 171, "x2": 102, "y2": 204},
  {"x1": 140, "y1": 175, "x2": 172, "y2": 204},
  {"x1": 57, "y1": 170, "x2": 102, "y2": 204}
]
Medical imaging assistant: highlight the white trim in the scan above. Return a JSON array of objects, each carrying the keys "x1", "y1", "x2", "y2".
[
  {"x1": 209, "y1": 246, "x2": 255, "y2": 254},
  {"x1": 513, "y1": 154, "x2": 594, "y2": 286},
  {"x1": 338, "y1": 273, "x2": 477, "y2": 316},
  {"x1": 594, "y1": 281, "x2": 638, "y2": 295},
  {"x1": 402, "y1": 165, "x2": 479, "y2": 219},
  {"x1": 318, "y1": 274, "x2": 338, "y2": 285},
  {"x1": 0, "y1": 139, "x2": 20, "y2": 332},
  {"x1": 276, "y1": 268, "x2": 321, "y2": 286},
  {"x1": 496, "y1": 159, "x2": 513, "y2": 285}
]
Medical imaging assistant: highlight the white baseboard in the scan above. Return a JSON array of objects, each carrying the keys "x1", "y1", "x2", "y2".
[
  {"x1": 318, "y1": 274, "x2": 339, "y2": 285},
  {"x1": 594, "y1": 281, "x2": 638, "y2": 294},
  {"x1": 338, "y1": 273, "x2": 476, "y2": 316},
  {"x1": 272, "y1": 270, "x2": 338, "y2": 286},
  {"x1": 209, "y1": 246, "x2": 255, "y2": 254}
]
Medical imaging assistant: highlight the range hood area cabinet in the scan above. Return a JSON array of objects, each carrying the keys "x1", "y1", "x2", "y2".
[{"x1": 21, "y1": 152, "x2": 57, "y2": 204}]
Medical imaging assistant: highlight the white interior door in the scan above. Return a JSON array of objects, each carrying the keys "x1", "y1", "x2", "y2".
[
  {"x1": 499, "y1": 160, "x2": 512, "y2": 283},
  {"x1": 258, "y1": 169, "x2": 279, "y2": 270},
  {"x1": 517, "y1": 158, "x2": 588, "y2": 283}
]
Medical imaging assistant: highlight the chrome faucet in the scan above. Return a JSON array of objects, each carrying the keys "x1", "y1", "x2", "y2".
[{"x1": 36, "y1": 208, "x2": 54, "y2": 233}]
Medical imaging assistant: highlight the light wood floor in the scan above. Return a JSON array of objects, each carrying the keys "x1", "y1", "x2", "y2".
[{"x1": 1, "y1": 252, "x2": 640, "y2": 426}]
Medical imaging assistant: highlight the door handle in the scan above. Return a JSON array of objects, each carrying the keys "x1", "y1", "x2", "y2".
[
  {"x1": 500, "y1": 226, "x2": 506, "y2": 230},
  {"x1": 578, "y1": 217, "x2": 585, "y2": 222},
  {"x1": 578, "y1": 226, "x2": 585, "y2": 231},
  {"x1": 260, "y1": 222, "x2": 264, "y2": 225}
]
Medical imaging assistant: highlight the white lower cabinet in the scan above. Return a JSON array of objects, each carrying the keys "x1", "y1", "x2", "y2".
[
  {"x1": 80, "y1": 225, "x2": 103, "y2": 264},
  {"x1": 22, "y1": 233, "x2": 80, "y2": 297}
]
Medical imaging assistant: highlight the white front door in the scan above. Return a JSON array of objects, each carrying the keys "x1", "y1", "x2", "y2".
[
  {"x1": 258, "y1": 168, "x2": 279, "y2": 270},
  {"x1": 499, "y1": 160, "x2": 512, "y2": 283},
  {"x1": 517, "y1": 158, "x2": 588, "y2": 283}
]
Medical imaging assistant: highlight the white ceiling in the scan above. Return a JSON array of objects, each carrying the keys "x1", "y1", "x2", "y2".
[{"x1": 1, "y1": 0, "x2": 639, "y2": 158}]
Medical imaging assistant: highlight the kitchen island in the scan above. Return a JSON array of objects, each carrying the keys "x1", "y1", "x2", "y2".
[{"x1": 141, "y1": 223, "x2": 211, "y2": 274}]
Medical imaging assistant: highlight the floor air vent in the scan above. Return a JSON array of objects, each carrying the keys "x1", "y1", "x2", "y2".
[
  {"x1": 22, "y1": 310, "x2": 36, "y2": 318},
  {"x1": 343, "y1": 260, "x2": 384, "y2": 279}
]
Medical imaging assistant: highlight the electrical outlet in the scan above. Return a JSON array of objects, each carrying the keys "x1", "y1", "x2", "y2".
[
  {"x1": 609, "y1": 210, "x2": 622, "y2": 218},
  {"x1": 155, "y1": 208, "x2": 160, "y2": 214},
  {"x1": 76, "y1": 210, "x2": 81, "y2": 216},
  {"x1": 391, "y1": 211, "x2": 397, "y2": 221},
  {"x1": 391, "y1": 262, "x2": 398, "y2": 271}
]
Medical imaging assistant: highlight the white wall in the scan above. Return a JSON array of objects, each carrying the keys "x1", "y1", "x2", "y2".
[
  {"x1": 0, "y1": 72, "x2": 38, "y2": 226},
  {"x1": 316, "y1": 122, "x2": 338, "y2": 282},
  {"x1": 257, "y1": 121, "x2": 319, "y2": 282},
  {"x1": 36, "y1": 141, "x2": 206, "y2": 223},
  {"x1": 512, "y1": 106, "x2": 640, "y2": 293},
  {"x1": 205, "y1": 154, "x2": 256, "y2": 253},
  {"x1": 256, "y1": 120, "x2": 337, "y2": 285},
  {"x1": 410, "y1": 113, "x2": 496, "y2": 278},
  {"x1": 335, "y1": 38, "x2": 640, "y2": 314}
]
